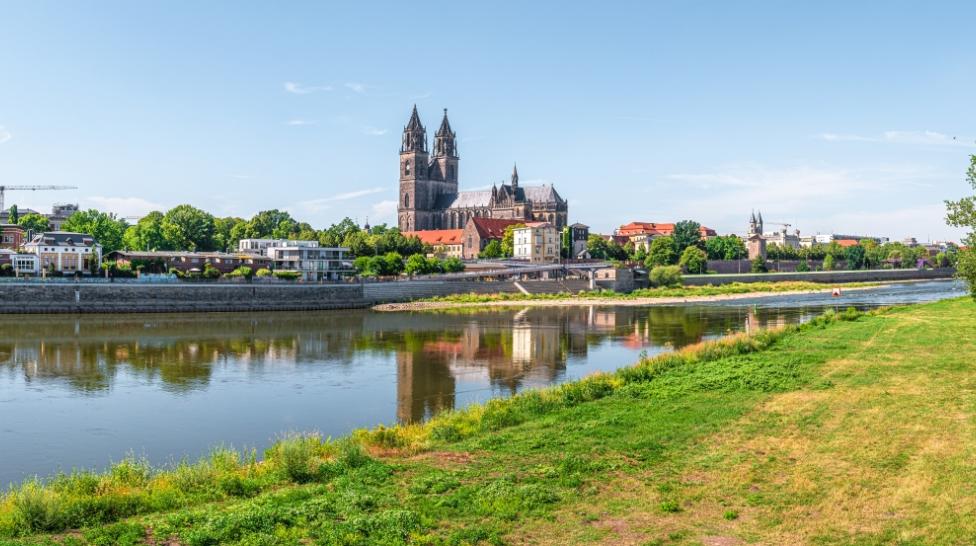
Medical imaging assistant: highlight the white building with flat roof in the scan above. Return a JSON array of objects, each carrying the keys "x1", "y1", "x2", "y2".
[
  {"x1": 239, "y1": 238, "x2": 319, "y2": 255},
  {"x1": 267, "y1": 245, "x2": 354, "y2": 281}
]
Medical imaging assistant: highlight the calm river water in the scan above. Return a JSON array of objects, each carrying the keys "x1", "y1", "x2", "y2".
[{"x1": 0, "y1": 280, "x2": 965, "y2": 487}]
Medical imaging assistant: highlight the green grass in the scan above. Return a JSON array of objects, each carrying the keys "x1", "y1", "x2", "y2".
[
  {"x1": 2, "y1": 298, "x2": 975, "y2": 545},
  {"x1": 420, "y1": 281, "x2": 881, "y2": 304}
]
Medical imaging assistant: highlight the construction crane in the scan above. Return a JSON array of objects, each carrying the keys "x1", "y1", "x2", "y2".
[
  {"x1": 766, "y1": 221, "x2": 794, "y2": 234},
  {"x1": 0, "y1": 185, "x2": 78, "y2": 212}
]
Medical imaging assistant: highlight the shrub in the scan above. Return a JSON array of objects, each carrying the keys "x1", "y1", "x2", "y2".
[
  {"x1": 795, "y1": 261, "x2": 810, "y2": 272},
  {"x1": 202, "y1": 263, "x2": 221, "y2": 279},
  {"x1": 750, "y1": 256, "x2": 768, "y2": 273},
  {"x1": 957, "y1": 248, "x2": 976, "y2": 299},
  {"x1": 268, "y1": 433, "x2": 322, "y2": 483},
  {"x1": 649, "y1": 265, "x2": 682, "y2": 288},
  {"x1": 227, "y1": 266, "x2": 253, "y2": 279},
  {"x1": 273, "y1": 270, "x2": 301, "y2": 280},
  {"x1": 8, "y1": 481, "x2": 65, "y2": 534},
  {"x1": 167, "y1": 267, "x2": 184, "y2": 278},
  {"x1": 822, "y1": 254, "x2": 835, "y2": 271},
  {"x1": 678, "y1": 246, "x2": 707, "y2": 274},
  {"x1": 255, "y1": 268, "x2": 272, "y2": 277},
  {"x1": 0, "y1": 263, "x2": 12, "y2": 277}
]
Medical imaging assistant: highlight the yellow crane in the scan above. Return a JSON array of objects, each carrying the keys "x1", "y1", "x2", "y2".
[{"x1": 0, "y1": 185, "x2": 78, "y2": 212}]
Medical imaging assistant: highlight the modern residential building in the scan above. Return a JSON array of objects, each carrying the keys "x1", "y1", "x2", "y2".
[
  {"x1": 23, "y1": 232, "x2": 102, "y2": 275},
  {"x1": 397, "y1": 106, "x2": 568, "y2": 231},
  {"x1": 401, "y1": 229, "x2": 464, "y2": 259},
  {"x1": 106, "y1": 250, "x2": 272, "y2": 274},
  {"x1": 1, "y1": 204, "x2": 80, "y2": 231},
  {"x1": 1, "y1": 224, "x2": 25, "y2": 250},
  {"x1": 461, "y1": 217, "x2": 525, "y2": 259},
  {"x1": 238, "y1": 238, "x2": 319, "y2": 254},
  {"x1": 266, "y1": 245, "x2": 354, "y2": 281},
  {"x1": 616, "y1": 221, "x2": 717, "y2": 251},
  {"x1": 513, "y1": 222, "x2": 559, "y2": 263},
  {"x1": 815, "y1": 233, "x2": 889, "y2": 245}
]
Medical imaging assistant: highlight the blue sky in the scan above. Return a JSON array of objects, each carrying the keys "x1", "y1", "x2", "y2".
[{"x1": 1, "y1": 1, "x2": 973, "y2": 241}]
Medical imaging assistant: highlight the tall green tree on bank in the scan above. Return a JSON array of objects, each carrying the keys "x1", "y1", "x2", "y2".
[
  {"x1": 645, "y1": 236, "x2": 677, "y2": 267},
  {"x1": 500, "y1": 224, "x2": 525, "y2": 257},
  {"x1": 162, "y1": 204, "x2": 216, "y2": 251},
  {"x1": 672, "y1": 220, "x2": 703, "y2": 255},
  {"x1": 8, "y1": 205, "x2": 18, "y2": 224},
  {"x1": 947, "y1": 154, "x2": 976, "y2": 296},
  {"x1": 17, "y1": 212, "x2": 50, "y2": 234},
  {"x1": 62, "y1": 209, "x2": 129, "y2": 253},
  {"x1": 123, "y1": 211, "x2": 168, "y2": 251},
  {"x1": 679, "y1": 246, "x2": 708, "y2": 274},
  {"x1": 705, "y1": 235, "x2": 747, "y2": 260}
]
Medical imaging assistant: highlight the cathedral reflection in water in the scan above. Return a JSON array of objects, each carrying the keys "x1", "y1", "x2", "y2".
[{"x1": 0, "y1": 305, "x2": 800, "y2": 423}]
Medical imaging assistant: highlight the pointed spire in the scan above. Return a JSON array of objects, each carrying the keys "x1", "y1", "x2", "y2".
[
  {"x1": 511, "y1": 163, "x2": 519, "y2": 187},
  {"x1": 406, "y1": 104, "x2": 423, "y2": 131},
  {"x1": 401, "y1": 105, "x2": 427, "y2": 153},
  {"x1": 435, "y1": 108, "x2": 453, "y2": 136}
]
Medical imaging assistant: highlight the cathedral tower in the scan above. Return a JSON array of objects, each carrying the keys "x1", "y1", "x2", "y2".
[
  {"x1": 432, "y1": 109, "x2": 459, "y2": 187},
  {"x1": 399, "y1": 105, "x2": 429, "y2": 231}
]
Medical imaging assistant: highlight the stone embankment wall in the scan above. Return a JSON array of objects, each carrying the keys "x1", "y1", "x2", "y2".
[
  {"x1": 683, "y1": 268, "x2": 955, "y2": 286},
  {"x1": 0, "y1": 283, "x2": 367, "y2": 314},
  {"x1": 361, "y1": 279, "x2": 591, "y2": 303}
]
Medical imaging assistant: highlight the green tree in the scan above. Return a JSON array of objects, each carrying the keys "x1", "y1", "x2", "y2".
[
  {"x1": 645, "y1": 236, "x2": 677, "y2": 267},
  {"x1": 61, "y1": 209, "x2": 129, "y2": 253},
  {"x1": 823, "y1": 253, "x2": 835, "y2": 271},
  {"x1": 560, "y1": 227, "x2": 571, "y2": 259},
  {"x1": 946, "y1": 154, "x2": 976, "y2": 296},
  {"x1": 441, "y1": 256, "x2": 465, "y2": 273},
  {"x1": 845, "y1": 245, "x2": 866, "y2": 270},
  {"x1": 17, "y1": 212, "x2": 50, "y2": 234},
  {"x1": 679, "y1": 246, "x2": 707, "y2": 274},
  {"x1": 672, "y1": 220, "x2": 703, "y2": 255},
  {"x1": 123, "y1": 211, "x2": 168, "y2": 251},
  {"x1": 162, "y1": 205, "x2": 215, "y2": 251},
  {"x1": 214, "y1": 216, "x2": 246, "y2": 252},
  {"x1": 8, "y1": 205, "x2": 18, "y2": 224},
  {"x1": 705, "y1": 235, "x2": 746, "y2": 260},
  {"x1": 479, "y1": 239, "x2": 504, "y2": 259},
  {"x1": 751, "y1": 256, "x2": 768, "y2": 273},
  {"x1": 500, "y1": 224, "x2": 525, "y2": 257},
  {"x1": 405, "y1": 254, "x2": 434, "y2": 276},
  {"x1": 585, "y1": 234, "x2": 611, "y2": 259}
]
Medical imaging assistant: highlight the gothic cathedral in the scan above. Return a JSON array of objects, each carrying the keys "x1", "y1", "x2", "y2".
[{"x1": 397, "y1": 106, "x2": 568, "y2": 232}]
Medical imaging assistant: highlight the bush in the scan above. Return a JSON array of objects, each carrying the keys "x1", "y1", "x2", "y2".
[
  {"x1": 750, "y1": 257, "x2": 768, "y2": 273},
  {"x1": 227, "y1": 266, "x2": 253, "y2": 279},
  {"x1": 795, "y1": 261, "x2": 810, "y2": 272},
  {"x1": 957, "y1": 249, "x2": 976, "y2": 299},
  {"x1": 255, "y1": 268, "x2": 272, "y2": 277},
  {"x1": 202, "y1": 263, "x2": 221, "y2": 279},
  {"x1": 0, "y1": 263, "x2": 12, "y2": 277},
  {"x1": 167, "y1": 267, "x2": 185, "y2": 278},
  {"x1": 649, "y1": 265, "x2": 682, "y2": 288},
  {"x1": 678, "y1": 246, "x2": 707, "y2": 274},
  {"x1": 822, "y1": 254, "x2": 835, "y2": 271},
  {"x1": 273, "y1": 270, "x2": 301, "y2": 281}
]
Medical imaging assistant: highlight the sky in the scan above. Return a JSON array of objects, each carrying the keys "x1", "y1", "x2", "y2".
[{"x1": 1, "y1": 1, "x2": 974, "y2": 241}]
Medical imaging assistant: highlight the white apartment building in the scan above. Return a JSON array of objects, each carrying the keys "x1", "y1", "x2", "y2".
[
  {"x1": 513, "y1": 222, "x2": 559, "y2": 263},
  {"x1": 238, "y1": 238, "x2": 320, "y2": 254},
  {"x1": 23, "y1": 232, "x2": 102, "y2": 275},
  {"x1": 266, "y1": 245, "x2": 354, "y2": 281}
]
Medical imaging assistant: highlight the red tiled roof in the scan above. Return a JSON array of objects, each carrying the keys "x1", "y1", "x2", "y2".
[
  {"x1": 401, "y1": 229, "x2": 463, "y2": 246},
  {"x1": 617, "y1": 221, "x2": 716, "y2": 238},
  {"x1": 835, "y1": 239, "x2": 860, "y2": 248},
  {"x1": 468, "y1": 218, "x2": 525, "y2": 239}
]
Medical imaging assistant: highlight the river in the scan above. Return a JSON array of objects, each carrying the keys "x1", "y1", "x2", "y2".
[{"x1": 0, "y1": 280, "x2": 965, "y2": 487}]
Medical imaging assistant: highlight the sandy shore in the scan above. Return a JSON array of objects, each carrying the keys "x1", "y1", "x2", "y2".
[{"x1": 372, "y1": 284, "x2": 883, "y2": 312}]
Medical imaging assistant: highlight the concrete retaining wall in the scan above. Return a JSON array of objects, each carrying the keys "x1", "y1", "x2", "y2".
[
  {"x1": 683, "y1": 268, "x2": 955, "y2": 286},
  {"x1": 0, "y1": 283, "x2": 368, "y2": 314},
  {"x1": 362, "y1": 278, "x2": 591, "y2": 303}
]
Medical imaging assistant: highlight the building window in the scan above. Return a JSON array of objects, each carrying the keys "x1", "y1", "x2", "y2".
[{"x1": 403, "y1": 193, "x2": 410, "y2": 208}]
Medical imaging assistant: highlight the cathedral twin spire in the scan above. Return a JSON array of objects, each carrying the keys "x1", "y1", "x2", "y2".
[{"x1": 402, "y1": 105, "x2": 457, "y2": 158}]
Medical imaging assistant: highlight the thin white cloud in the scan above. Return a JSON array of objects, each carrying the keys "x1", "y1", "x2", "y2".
[
  {"x1": 83, "y1": 196, "x2": 164, "y2": 218},
  {"x1": 819, "y1": 130, "x2": 975, "y2": 147},
  {"x1": 344, "y1": 82, "x2": 367, "y2": 93},
  {"x1": 362, "y1": 126, "x2": 388, "y2": 136},
  {"x1": 290, "y1": 188, "x2": 386, "y2": 214},
  {"x1": 286, "y1": 119, "x2": 316, "y2": 126},
  {"x1": 284, "y1": 81, "x2": 333, "y2": 95},
  {"x1": 0, "y1": 126, "x2": 11, "y2": 144},
  {"x1": 660, "y1": 163, "x2": 955, "y2": 239},
  {"x1": 370, "y1": 200, "x2": 398, "y2": 224}
]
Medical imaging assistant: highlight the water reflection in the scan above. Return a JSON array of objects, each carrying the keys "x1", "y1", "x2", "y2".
[{"x1": 2, "y1": 305, "x2": 814, "y2": 422}]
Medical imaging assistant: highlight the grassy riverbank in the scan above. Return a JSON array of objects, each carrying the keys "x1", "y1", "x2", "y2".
[
  {"x1": 3, "y1": 297, "x2": 975, "y2": 545},
  {"x1": 373, "y1": 281, "x2": 885, "y2": 311},
  {"x1": 424, "y1": 281, "x2": 882, "y2": 303}
]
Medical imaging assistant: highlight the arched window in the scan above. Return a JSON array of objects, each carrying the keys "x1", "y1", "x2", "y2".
[{"x1": 403, "y1": 193, "x2": 410, "y2": 208}]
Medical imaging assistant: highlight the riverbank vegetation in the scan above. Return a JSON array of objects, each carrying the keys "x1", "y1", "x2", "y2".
[
  {"x1": 3, "y1": 297, "x2": 974, "y2": 544},
  {"x1": 417, "y1": 280, "x2": 883, "y2": 305}
]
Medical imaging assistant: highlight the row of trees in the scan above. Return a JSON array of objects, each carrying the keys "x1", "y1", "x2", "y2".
[{"x1": 352, "y1": 253, "x2": 465, "y2": 277}]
